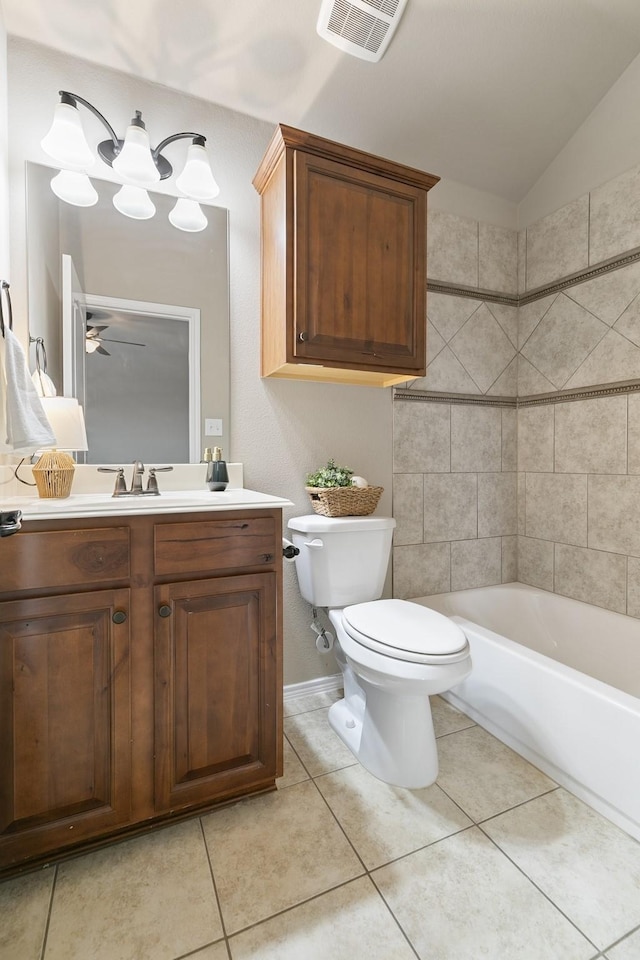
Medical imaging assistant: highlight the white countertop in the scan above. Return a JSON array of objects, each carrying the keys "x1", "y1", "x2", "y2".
[{"x1": 2, "y1": 488, "x2": 292, "y2": 522}]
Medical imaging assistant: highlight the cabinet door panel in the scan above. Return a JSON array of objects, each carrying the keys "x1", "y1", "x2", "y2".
[
  {"x1": 294, "y1": 150, "x2": 426, "y2": 371},
  {"x1": 155, "y1": 573, "x2": 277, "y2": 811},
  {"x1": 0, "y1": 590, "x2": 131, "y2": 869}
]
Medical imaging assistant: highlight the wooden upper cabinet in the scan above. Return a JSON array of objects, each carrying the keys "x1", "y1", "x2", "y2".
[{"x1": 253, "y1": 125, "x2": 439, "y2": 387}]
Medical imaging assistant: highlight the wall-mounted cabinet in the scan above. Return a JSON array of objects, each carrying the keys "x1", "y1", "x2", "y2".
[{"x1": 253, "y1": 125, "x2": 439, "y2": 387}]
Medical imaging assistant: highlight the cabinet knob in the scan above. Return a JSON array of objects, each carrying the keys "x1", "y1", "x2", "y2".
[
  {"x1": 158, "y1": 604, "x2": 172, "y2": 618},
  {"x1": 298, "y1": 331, "x2": 307, "y2": 342},
  {"x1": 112, "y1": 610, "x2": 127, "y2": 624}
]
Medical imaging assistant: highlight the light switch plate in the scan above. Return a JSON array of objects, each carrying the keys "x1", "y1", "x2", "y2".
[{"x1": 205, "y1": 418, "x2": 223, "y2": 436}]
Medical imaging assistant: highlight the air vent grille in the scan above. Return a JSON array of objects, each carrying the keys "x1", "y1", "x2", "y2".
[{"x1": 317, "y1": 0, "x2": 408, "y2": 62}]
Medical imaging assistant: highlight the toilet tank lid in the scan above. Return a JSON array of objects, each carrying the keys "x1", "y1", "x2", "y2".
[{"x1": 288, "y1": 514, "x2": 396, "y2": 534}]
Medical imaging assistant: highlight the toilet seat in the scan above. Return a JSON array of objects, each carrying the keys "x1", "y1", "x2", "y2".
[{"x1": 342, "y1": 599, "x2": 469, "y2": 665}]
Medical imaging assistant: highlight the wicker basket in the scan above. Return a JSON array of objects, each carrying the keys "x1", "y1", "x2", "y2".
[
  {"x1": 32, "y1": 450, "x2": 76, "y2": 499},
  {"x1": 305, "y1": 485, "x2": 383, "y2": 517}
]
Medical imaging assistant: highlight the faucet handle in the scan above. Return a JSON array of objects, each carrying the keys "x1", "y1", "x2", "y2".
[
  {"x1": 97, "y1": 466, "x2": 127, "y2": 496},
  {"x1": 146, "y1": 465, "x2": 173, "y2": 495}
]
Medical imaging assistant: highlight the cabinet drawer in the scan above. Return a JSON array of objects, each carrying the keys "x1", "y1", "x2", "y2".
[
  {"x1": 154, "y1": 517, "x2": 277, "y2": 576},
  {"x1": 0, "y1": 527, "x2": 130, "y2": 594}
]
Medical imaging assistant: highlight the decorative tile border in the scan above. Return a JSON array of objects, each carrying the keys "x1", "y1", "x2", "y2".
[
  {"x1": 395, "y1": 380, "x2": 640, "y2": 408},
  {"x1": 428, "y1": 244, "x2": 640, "y2": 306},
  {"x1": 394, "y1": 389, "x2": 516, "y2": 407}
]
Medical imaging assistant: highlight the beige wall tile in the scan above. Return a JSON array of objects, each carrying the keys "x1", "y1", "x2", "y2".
[
  {"x1": 426, "y1": 319, "x2": 447, "y2": 362},
  {"x1": 626, "y1": 556, "x2": 640, "y2": 619},
  {"x1": 564, "y1": 328, "x2": 640, "y2": 389},
  {"x1": 517, "y1": 229, "x2": 526, "y2": 294},
  {"x1": 451, "y1": 537, "x2": 502, "y2": 591},
  {"x1": 589, "y1": 163, "x2": 640, "y2": 264},
  {"x1": 478, "y1": 223, "x2": 518, "y2": 295},
  {"x1": 427, "y1": 292, "x2": 481, "y2": 343},
  {"x1": 518, "y1": 294, "x2": 557, "y2": 349},
  {"x1": 519, "y1": 294, "x2": 608, "y2": 389},
  {"x1": 517, "y1": 356, "x2": 556, "y2": 397},
  {"x1": 588, "y1": 475, "x2": 640, "y2": 556},
  {"x1": 526, "y1": 194, "x2": 589, "y2": 290},
  {"x1": 487, "y1": 303, "x2": 518, "y2": 349},
  {"x1": 517, "y1": 406, "x2": 554, "y2": 473},
  {"x1": 565, "y1": 259, "x2": 640, "y2": 326},
  {"x1": 614, "y1": 293, "x2": 640, "y2": 346},
  {"x1": 427, "y1": 210, "x2": 478, "y2": 286},
  {"x1": 526, "y1": 473, "x2": 587, "y2": 546},
  {"x1": 554, "y1": 396, "x2": 627, "y2": 474},
  {"x1": 627, "y1": 394, "x2": 640, "y2": 474},
  {"x1": 517, "y1": 536, "x2": 554, "y2": 591},
  {"x1": 450, "y1": 304, "x2": 517, "y2": 394},
  {"x1": 393, "y1": 542, "x2": 450, "y2": 598},
  {"x1": 502, "y1": 536, "x2": 518, "y2": 582},
  {"x1": 554, "y1": 543, "x2": 626, "y2": 614},
  {"x1": 392, "y1": 473, "x2": 424, "y2": 546},
  {"x1": 478, "y1": 473, "x2": 517, "y2": 538},
  {"x1": 451, "y1": 405, "x2": 502, "y2": 472},
  {"x1": 487, "y1": 357, "x2": 518, "y2": 396},
  {"x1": 393, "y1": 401, "x2": 450, "y2": 473},
  {"x1": 502, "y1": 408, "x2": 517, "y2": 471},
  {"x1": 517, "y1": 473, "x2": 526, "y2": 535},
  {"x1": 421, "y1": 346, "x2": 482, "y2": 394},
  {"x1": 423, "y1": 473, "x2": 477, "y2": 543}
]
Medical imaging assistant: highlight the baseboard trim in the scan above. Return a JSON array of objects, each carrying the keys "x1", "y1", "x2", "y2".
[{"x1": 283, "y1": 674, "x2": 342, "y2": 702}]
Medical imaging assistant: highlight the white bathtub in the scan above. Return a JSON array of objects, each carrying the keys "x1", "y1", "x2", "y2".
[{"x1": 415, "y1": 583, "x2": 640, "y2": 841}]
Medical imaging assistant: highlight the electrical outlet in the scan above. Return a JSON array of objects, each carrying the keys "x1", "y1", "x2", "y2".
[{"x1": 205, "y1": 418, "x2": 223, "y2": 436}]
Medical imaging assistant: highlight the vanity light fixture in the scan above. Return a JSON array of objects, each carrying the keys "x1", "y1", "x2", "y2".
[{"x1": 41, "y1": 91, "x2": 219, "y2": 232}]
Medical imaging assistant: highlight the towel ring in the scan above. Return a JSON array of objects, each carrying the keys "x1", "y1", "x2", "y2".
[{"x1": 0, "y1": 281, "x2": 13, "y2": 338}]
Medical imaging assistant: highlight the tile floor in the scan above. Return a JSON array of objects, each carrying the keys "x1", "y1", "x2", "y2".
[{"x1": 2, "y1": 692, "x2": 640, "y2": 960}]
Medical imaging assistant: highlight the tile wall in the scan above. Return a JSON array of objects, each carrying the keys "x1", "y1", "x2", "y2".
[{"x1": 394, "y1": 160, "x2": 640, "y2": 613}]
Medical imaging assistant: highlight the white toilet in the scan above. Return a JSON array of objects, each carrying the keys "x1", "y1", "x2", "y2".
[{"x1": 288, "y1": 514, "x2": 471, "y2": 788}]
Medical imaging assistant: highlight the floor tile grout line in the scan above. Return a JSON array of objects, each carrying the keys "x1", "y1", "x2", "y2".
[
  {"x1": 173, "y1": 934, "x2": 229, "y2": 960},
  {"x1": 476, "y1": 821, "x2": 601, "y2": 953},
  {"x1": 367, "y1": 875, "x2": 422, "y2": 960},
  {"x1": 475, "y1": 784, "x2": 562, "y2": 827},
  {"x1": 600, "y1": 920, "x2": 640, "y2": 956},
  {"x1": 38, "y1": 864, "x2": 58, "y2": 960},
  {"x1": 198, "y1": 816, "x2": 232, "y2": 955}
]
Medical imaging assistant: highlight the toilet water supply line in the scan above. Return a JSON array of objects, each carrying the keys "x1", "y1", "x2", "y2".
[{"x1": 282, "y1": 537, "x2": 334, "y2": 653}]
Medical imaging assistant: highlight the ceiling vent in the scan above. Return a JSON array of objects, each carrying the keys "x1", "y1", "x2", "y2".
[{"x1": 317, "y1": 0, "x2": 409, "y2": 62}]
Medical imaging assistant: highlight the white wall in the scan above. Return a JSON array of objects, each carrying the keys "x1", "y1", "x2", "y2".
[
  {"x1": 0, "y1": 3, "x2": 9, "y2": 281},
  {"x1": 519, "y1": 48, "x2": 640, "y2": 228},
  {"x1": 7, "y1": 37, "x2": 397, "y2": 684}
]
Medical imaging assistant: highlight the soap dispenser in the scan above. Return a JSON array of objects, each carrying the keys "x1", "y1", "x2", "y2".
[{"x1": 207, "y1": 447, "x2": 229, "y2": 491}]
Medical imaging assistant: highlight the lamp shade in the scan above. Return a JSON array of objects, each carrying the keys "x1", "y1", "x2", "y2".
[
  {"x1": 50, "y1": 170, "x2": 99, "y2": 207},
  {"x1": 40, "y1": 397, "x2": 88, "y2": 452},
  {"x1": 168, "y1": 198, "x2": 208, "y2": 233},
  {"x1": 175, "y1": 141, "x2": 220, "y2": 201},
  {"x1": 41, "y1": 100, "x2": 94, "y2": 171},
  {"x1": 112, "y1": 122, "x2": 160, "y2": 186},
  {"x1": 113, "y1": 184, "x2": 156, "y2": 220}
]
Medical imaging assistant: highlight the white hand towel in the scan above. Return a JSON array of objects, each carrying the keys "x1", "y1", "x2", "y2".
[{"x1": 3, "y1": 328, "x2": 56, "y2": 452}]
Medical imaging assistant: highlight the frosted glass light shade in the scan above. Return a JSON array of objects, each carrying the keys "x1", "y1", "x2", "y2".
[
  {"x1": 113, "y1": 185, "x2": 156, "y2": 220},
  {"x1": 41, "y1": 101, "x2": 94, "y2": 171},
  {"x1": 175, "y1": 142, "x2": 220, "y2": 201},
  {"x1": 169, "y1": 198, "x2": 208, "y2": 232},
  {"x1": 112, "y1": 123, "x2": 160, "y2": 185},
  {"x1": 40, "y1": 397, "x2": 88, "y2": 451},
  {"x1": 50, "y1": 170, "x2": 99, "y2": 207}
]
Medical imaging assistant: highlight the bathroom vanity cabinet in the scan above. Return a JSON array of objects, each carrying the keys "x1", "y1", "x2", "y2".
[
  {"x1": 0, "y1": 508, "x2": 282, "y2": 877},
  {"x1": 253, "y1": 124, "x2": 439, "y2": 387}
]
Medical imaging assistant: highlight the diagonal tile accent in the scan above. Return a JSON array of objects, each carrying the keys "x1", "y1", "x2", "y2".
[
  {"x1": 520, "y1": 293, "x2": 608, "y2": 388},
  {"x1": 228, "y1": 876, "x2": 417, "y2": 960},
  {"x1": 564, "y1": 329, "x2": 640, "y2": 389},
  {"x1": 483, "y1": 789, "x2": 640, "y2": 950},
  {"x1": 426, "y1": 292, "x2": 481, "y2": 343},
  {"x1": 426, "y1": 318, "x2": 447, "y2": 363},
  {"x1": 373, "y1": 828, "x2": 594, "y2": 960},
  {"x1": 201, "y1": 780, "x2": 363, "y2": 934},
  {"x1": 613, "y1": 293, "x2": 640, "y2": 346},
  {"x1": 487, "y1": 302, "x2": 518, "y2": 348},
  {"x1": 316, "y1": 763, "x2": 472, "y2": 870},
  {"x1": 519, "y1": 294, "x2": 558, "y2": 349},
  {"x1": 518, "y1": 355, "x2": 556, "y2": 395},
  {"x1": 421, "y1": 345, "x2": 482, "y2": 394},
  {"x1": 565, "y1": 260, "x2": 640, "y2": 326},
  {"x1": 450, "y1": 304, "x2": 517, "y2": 393},
  {"x1": 487, "y1": 355, "x2": 518, "y2": 396}
]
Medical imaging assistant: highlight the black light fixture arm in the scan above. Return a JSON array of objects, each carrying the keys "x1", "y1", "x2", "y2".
[
  {"x1": 60, "y1": 90, "x2": 119, "y2": 150},
  {"x1": 153, "y1": 132, "x2": 206, "y2": 160}
]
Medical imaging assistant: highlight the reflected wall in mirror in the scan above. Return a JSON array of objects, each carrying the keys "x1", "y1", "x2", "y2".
[{"x1": 26, "y1": 162, "x2": 229, "y2": 463}]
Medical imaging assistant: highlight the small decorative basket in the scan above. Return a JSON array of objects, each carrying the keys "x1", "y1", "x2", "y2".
[
  {"x1": 305, "y1": 485, "x2": 383, "y2": 517},
  {"x1": 32, "y1": 450, "x2": 76, "y2": 499}
]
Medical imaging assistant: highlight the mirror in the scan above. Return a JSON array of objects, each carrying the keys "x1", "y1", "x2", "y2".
[{"x1": 25, "y1": 161, "x2": 229, "y2": 463}]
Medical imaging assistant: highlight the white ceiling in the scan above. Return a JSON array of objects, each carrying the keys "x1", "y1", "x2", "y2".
[{"x1": 4, "y1": 0, "x2": 640, "y2": 201}]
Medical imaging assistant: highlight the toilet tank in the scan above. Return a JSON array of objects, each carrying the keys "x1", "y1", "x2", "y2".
[{"x1": 288, "y1": 514, "x2": 395, "y2": 607}]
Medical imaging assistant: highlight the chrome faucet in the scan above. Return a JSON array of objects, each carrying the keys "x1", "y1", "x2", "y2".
[{"x1": 98, "y1": 462, "x2": 173, "y2": 497}]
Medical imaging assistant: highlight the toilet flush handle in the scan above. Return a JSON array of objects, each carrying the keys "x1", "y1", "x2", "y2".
[{"x1": 304, "y1": 538, "x2": 324, "y2": 549}]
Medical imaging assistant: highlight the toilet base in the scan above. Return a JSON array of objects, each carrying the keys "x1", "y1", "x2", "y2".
[{"x1": 328, "y1": 684, "x2": 438, "y2": 789}]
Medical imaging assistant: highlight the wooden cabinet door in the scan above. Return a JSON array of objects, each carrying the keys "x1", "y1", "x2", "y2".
[
  {"x1": 293, "y1": 150, "x2": 426, "y2": 372},
  {"x1": 154, "y1": 572, "x2": 277, "y2": 812},
  {"x1": 0, "y1": 589, "x2": 131, "y2": 871}
]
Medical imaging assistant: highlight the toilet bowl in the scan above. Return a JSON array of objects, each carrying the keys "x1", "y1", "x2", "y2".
[{"x1": 288, "y1": 515, "x2": 472, "y2": 788}]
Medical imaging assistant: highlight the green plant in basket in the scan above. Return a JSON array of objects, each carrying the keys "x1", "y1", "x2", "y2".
[{"x1": 305, "y1": 459, "x2": 353, "y2": 489}]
